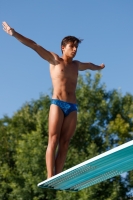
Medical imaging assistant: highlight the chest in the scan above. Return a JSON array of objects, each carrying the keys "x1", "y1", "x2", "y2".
[{"x1": 50, "y1": 63, "x2": 78, "y2": 79}]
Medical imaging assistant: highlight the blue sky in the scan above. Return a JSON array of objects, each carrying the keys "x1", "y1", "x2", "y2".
[{"x1": 0, "y1": 1, "x2": 133, "y2": 118}]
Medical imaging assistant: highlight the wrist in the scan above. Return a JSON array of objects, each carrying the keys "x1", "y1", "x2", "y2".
[{"x1": 12, "y1": 29, "x2": 15, "y2": 36}]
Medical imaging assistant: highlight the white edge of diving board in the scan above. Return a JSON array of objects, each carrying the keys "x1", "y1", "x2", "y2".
[{"x1": 38, "y1": 140, "x2": 133, "y2": 186}]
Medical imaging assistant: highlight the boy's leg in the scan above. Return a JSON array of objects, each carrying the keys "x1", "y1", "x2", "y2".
[
  {"x1": 46, "y1": 104, "x2": 64, "y2": 179},
  {"x1": 55, "y1": 111, "x2": 77, "y2": 175}
]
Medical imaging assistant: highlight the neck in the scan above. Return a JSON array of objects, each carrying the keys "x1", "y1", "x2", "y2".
[{"x1": 62, "y1": 54, "x2": 73, "y2": 63}]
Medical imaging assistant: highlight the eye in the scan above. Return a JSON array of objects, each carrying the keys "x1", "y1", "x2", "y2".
[{"x1": 70, "y1": 44, "x2": 73, "y2": 48}]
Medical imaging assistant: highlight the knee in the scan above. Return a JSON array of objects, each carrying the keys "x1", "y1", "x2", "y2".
[
  {"x1": 48, "y1": 134, "x2": 59, "y2": 149},
  {"x1": 60, "y1": 139, "x2": 70, "y2": 151}
]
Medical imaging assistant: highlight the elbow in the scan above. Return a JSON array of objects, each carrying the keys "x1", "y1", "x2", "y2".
[{"x1": 33, "y1": 43, "x2": 38, "y2": 51}]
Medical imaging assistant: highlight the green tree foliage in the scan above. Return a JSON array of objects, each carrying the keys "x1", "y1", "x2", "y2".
[{"x1": 0, "y1": 72, "x2": 133, "y2": 199}]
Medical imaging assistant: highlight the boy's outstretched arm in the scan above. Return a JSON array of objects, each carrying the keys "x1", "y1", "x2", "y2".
[
  {"x1": 78, "y1": 61, "x2": 105, "y2": 71},
  {"x1": 2, "y1": 21, "x2": 58, "y2": 64}
]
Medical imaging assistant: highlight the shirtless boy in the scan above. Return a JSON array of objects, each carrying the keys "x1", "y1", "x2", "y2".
[{"x1": 2, "y1": 21, "x2": 105, "y2": 178}]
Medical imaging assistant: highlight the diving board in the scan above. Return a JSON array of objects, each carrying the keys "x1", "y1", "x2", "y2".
[{"x1": 38, "y1": 140, "x2": 133, "y2": 191}]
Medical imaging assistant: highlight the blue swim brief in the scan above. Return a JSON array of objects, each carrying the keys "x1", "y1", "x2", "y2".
[{"x1": 51, "y1": 99, "x2": 77, "y2": 117}]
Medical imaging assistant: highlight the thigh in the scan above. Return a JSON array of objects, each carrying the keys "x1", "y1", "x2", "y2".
[
  {"x1": 48, "y1": 104, "x2": 64, "y2": 142},
  {"x1": 59, "y1": 111, "x2": 77, "y2": 143}
]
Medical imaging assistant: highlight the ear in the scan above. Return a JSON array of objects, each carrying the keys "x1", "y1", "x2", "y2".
[{"x1": 61, "y1": 45, "x2": 65, "y2": 52}]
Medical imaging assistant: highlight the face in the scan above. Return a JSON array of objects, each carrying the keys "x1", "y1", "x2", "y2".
[{"x1": 62, "y1": 42, "x2": 78, "y2": 58}]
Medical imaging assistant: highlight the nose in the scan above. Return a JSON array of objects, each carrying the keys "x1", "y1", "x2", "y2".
[{"x1": 73, "y1": 46, "x2": 77, "y2": 52}]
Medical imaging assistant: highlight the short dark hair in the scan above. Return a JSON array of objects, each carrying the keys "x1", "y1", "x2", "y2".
[{"x1": 61, "y1": 36, "x2": 83, "y2": 53}]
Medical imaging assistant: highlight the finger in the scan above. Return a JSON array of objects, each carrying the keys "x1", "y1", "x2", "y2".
[
  {"x1": 3, "y1": 25, "x2": 8, "y2": 31},
  {"x1": 3, "y1": 24, "x2": 10, "y2": 31},
  {"x1": 2, "y1": 21, "x2": 7, "y2": 26},
  {"x1": 2, "y1": 21, "x2": 8, "y2": 25},
  {"x1": 2, "y1": 22, "x2": 7, "y2": 28},
  {"x1": 2, "y1": 21, "x2": 9, "y2": 28},
  {"x1": 3, "y1": 28, "x2": 7, "y2": 32},
  {"x1": 2, "y1": 22, "x2": 5, "y2": 27}
]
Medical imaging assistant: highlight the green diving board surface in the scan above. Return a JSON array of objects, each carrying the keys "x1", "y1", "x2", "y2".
[{"x1": 38, "y1": 140, "x2": 133, "y2": 191}]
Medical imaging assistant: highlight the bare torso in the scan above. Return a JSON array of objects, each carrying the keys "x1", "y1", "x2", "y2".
[{"x1": 50, "y1": 58, "x2": 79, "y2": 104}]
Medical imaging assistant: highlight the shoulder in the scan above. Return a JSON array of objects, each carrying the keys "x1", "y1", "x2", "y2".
[
  {"x1": 50, "y1": 52, "x2": 60, "y2": 59},
  {"x1": 73, "y1": 60, "x2": 80, "y2": 66},
  {"x1": 50, "y1": 52, "x2": 61, "y2": 65},
  {"x1": 75, "y1": 61, "x2": 88, "y2": 71},
  {"x1": 73, "y1": 60, "x2": 84, "y2": 70}
]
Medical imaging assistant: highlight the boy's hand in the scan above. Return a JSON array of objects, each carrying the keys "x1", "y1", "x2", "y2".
[
  {"x1": 100, "y1": 63, "x2": 105, "y2": 69},
  {"x1": 2, "y1": 21, "x2": 15, "y2": 36}
]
